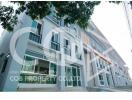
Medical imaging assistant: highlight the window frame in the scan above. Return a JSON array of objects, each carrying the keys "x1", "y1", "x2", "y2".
[{"x1": 21, "y1": 55, "x2": 57, "y2": 84}]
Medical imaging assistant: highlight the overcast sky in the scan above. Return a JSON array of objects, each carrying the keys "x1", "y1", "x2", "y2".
[
  {"x1": 0, "y1": 1, "x2": 132, "y2": 78},
  {"x1": 92, "y1": 1, "x2": 132, "y2": 78}
]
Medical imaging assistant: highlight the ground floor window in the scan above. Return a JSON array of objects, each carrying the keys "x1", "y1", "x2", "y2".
[
  {"x1": 20, "y1": 55, "x2": 57, "y2": 84},
  {"x1": 65, "y1": 65, "x2": 81, "y2": 87},
  {"x1": 106, "y1": 74, "x2": 110, "y2": 86},
  {"x1": 99, "y1": 73, "x2": 104, "y2": 85}
]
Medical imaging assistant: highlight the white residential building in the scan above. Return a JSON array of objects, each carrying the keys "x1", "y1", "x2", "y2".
[{"x1": 0, "y1": 11, "x2": 131, "y2": 91}]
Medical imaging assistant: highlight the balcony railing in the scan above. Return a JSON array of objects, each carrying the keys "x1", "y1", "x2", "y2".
[
  {"x1": 29, "y1": 32, "x2": 41, "y2": 44},
  {"x1": 48, "y1": 15, "x2": 61, "y2": 25},
  {"x1": 51, "y1": 41, "x2": 60, "y2": 51}
]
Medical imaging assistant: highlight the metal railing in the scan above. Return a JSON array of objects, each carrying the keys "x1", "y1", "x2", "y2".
[
  {"x1": 48, "y1": 15, "x2": 61, "y2": 25},
  {"x1": 51, "y1": 41, "x2": 60, "y2": 51},
  {"x1": 29, "y1": 32, "x2": 41, "y2": 44}
]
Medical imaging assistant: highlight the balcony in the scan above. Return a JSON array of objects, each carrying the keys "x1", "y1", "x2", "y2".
[
  {"x1": 51, "y1": 41, "x2": 60, "y2": 51},
  {"x1": 29, "y1": 32, "x2": 41, "y2": 44},
  {"x1": 48, "y1": 15, "x2": 61, "y2": 26}
]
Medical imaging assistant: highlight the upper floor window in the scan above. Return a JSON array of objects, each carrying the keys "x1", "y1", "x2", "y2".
[
  {"x1": 64, "y1": 39, "x2": 71, "y2": 56},
  {"x1": 51, "y1": 32, "x2": 60, "y2": 51},
  {"x1": 32, "y1": 21, "x2": 42, "y2": 35},
  {"x1": 29, "y1": 21, "x2": 42, "y2": 43},
  {"x1": 75, "y1": 45, "x2": 82, "y2": 60},
  {"x1": 99, "y1": 59, "x2": 103, "y2": 69},
  {"x1": 75, "y1": 45, "x2": 78, "y2": 53},
  {"x1": 64, "y1": 39, "x2": 69, "y2": 48}
]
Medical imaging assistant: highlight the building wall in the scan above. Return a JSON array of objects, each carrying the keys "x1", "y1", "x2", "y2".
[{"x1": 0, "y1": 12, "x2": 131, "y2": 91}]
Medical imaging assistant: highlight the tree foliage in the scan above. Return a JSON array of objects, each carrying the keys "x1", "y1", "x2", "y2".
[
  {"x1": 0, "y1": 1, "x2": 101, "y2": 31},
  {"x1": 0, "y1": 1, "x2": 122, "y2": 31}
]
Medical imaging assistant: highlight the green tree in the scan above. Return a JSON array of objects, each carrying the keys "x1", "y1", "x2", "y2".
[{"x1": 0, "y1": 1, "x2": 122, "y2": 31}]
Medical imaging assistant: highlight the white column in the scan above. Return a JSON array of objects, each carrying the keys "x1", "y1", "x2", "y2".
[
  {"x1": 80, "y1": 41, "x2": 87, "y2": 88},
  {"x1": 58, "y1": 33, "x2": 65, "y2": 91}
]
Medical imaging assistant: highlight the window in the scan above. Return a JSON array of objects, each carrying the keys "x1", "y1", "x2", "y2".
[
  {"x1": 29, "y1": 21, "x2": 42, "y2": 43},
  {"x1": 75, "y1": 45, "x2": 78, "y2": 53},
  {"x1": 64, "y1": 39, "x2": 71, "y2": 56},
  {"x1": 21, "y1": 55, "x2": 57, "y2": 84},
  {"x1": 99, "y1": 59, "x2": 103, "y2": 69},
  {"x1": 96, "y1": 58, "x2": 99, "y2": 68},
  {"x1": 22, "y1": 56, "x2": 35, "y2": 72},
  {"x1": 102, "y1": 60, "x2": 105, "y2": 69},
  {"x1": 100, "y1": 81, "x2": 104, "y2": 85},
  {"x1": 50, "y1": 63, "x2": 57, "y2": 75},
  {"x1": 65, "y1": 66, "x2": 81, "y2": 87},
  {"x1": 35, "y1": 59, "x2": 49, "y2": 74},
  {"x1": 64, "y1": 39, "x2": 69, "y2": 48},
  {"x1": 75, "y1": 45, "x2": 82, "y2": 60},
  {"x1": 106, "y1": 74, "x2": 110, "y2": 86},
  {"x1": 99, "y1": 73, "x2": 104, "y2": 85},
  {"x1": 32, "y1": 21, "x2": 42, "y2": 35},
  {"x1": 51, "y1": 33, "x2": 59, "y2": 43},
  {"x1": 51, "y1": 32, "x2": 60, "y2": 51},
  {"x1": 99, "y1": 74, "x2": 103, "y2": 80}
]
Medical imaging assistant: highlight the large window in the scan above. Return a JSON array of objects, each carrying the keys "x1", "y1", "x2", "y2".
[
  {"x1": 65, "y1": 66, "x2": 81, "y2": 87},
  {"x1": 51, "y1": 32, "x2": 60, "y2": 51},
  {"x1": 20, "y1": 56, "x2": 57, "y2": 84}
]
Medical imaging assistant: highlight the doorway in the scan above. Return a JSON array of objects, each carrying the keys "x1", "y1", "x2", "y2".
[{"x1": 65, "y1": 65, "x2": 81, "y2": 87}]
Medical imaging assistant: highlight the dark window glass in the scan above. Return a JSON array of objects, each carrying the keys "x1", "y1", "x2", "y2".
[
  {"x1": 35, "y1": 59, "x2": 49, "y2": 74},
  {"x1": 50, "y1": 63, "x2": 57, "y2": 75},
  {"x1": 72, "y1": 67, "x2": 77, "y2": 86},
  {"x1": 37, "y1": 23, "x2": 41, "y2": 35},
  {"x1": 99, "y1": 74, "x2": 103, "y2": 80}
]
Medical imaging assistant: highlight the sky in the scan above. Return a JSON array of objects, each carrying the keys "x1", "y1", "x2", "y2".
[
  {"x1": 0, "y1": 1, "x2": 132, "y2": 78},
  {"x1": 92, "y1": 1, "x2": 132, "y2": 78}
]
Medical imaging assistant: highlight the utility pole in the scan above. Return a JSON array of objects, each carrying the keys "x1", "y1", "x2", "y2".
[{"x1": 123, "y1": 2, "x2": 132, "y2": 53}]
